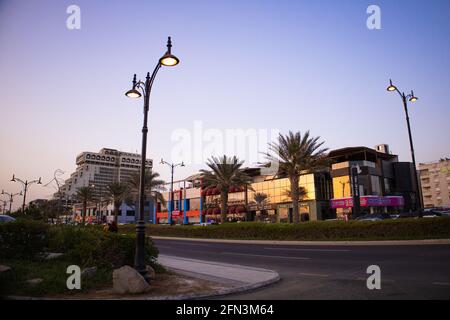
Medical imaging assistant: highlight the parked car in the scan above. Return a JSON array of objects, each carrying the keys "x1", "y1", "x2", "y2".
[
  {"x1": 355, "y1": 213, "x2": 391, "y2": 221},
  {"x1": 0, "y1": 215, "x2": 16, "y2": 223}
]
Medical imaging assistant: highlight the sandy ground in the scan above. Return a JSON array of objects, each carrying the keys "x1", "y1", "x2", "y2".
[{"x1": 47, "y1": 272, "x2": 231, "y2": 300}]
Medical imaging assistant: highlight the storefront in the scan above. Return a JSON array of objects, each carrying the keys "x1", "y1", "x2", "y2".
[{"x1": 330, "y1": 195, "x2": 405, "y2": 217}]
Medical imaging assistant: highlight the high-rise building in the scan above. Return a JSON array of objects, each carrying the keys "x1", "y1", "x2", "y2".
[
  {"x1": 60, "y1": 148, "x2": 152, "y2": 219},
  {"x1": 419, "y1": 158, "x2": 450, "y2": 208}
]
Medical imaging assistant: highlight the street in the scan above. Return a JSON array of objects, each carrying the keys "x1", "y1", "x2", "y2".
[{"x1": 154, "y1": 238, "x2": 450, "y2": 300}]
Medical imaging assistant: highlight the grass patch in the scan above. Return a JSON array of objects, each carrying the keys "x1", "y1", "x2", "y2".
[
  {"x1": 0, "y1": 258, "x2": 112, "y2": 297},
  {"x1": 120, "y1": 217, "x2": 450, "y2": 241}
]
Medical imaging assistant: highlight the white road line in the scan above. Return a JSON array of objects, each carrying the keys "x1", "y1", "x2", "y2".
[
  {"x1": 157, "y1": 245, "x2": 171, "y2": 249},
  {"x1": 356, "y1": 277, "x2": 395, "y2": 283},
  {"x1": 298, "y1": 272, "x2": 329, "y2": 278},
  {"x1": 222, "y1": 252, "x2": 311, "y2": 260},
  {"x1": 264, "y1": 247, "x2": 350, "y2": 253},
  {"x1": 433, "y1": 282, "x2": 450, "y2": 286}
]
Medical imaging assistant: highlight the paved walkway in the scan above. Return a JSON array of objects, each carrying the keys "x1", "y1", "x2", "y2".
[
  {"x1": 157, "y1": 254, "x2": 280, "y2": 294},
  {"x1": 152, "y1": 236, "x2": 450, "y2": 246}
]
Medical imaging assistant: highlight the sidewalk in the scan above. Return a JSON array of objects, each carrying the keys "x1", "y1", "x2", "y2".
[
  {"x1": 152, "y1": 236, "x2": 450, "y2": 246},
  {"x1": 157, "y1": 255, "x2": 280, "y2": 298}
]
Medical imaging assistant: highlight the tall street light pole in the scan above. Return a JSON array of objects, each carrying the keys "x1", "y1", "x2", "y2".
[
  {"x1": 1, "y1": 190, "x2": 23, "y2": 213},
  {"x1": 125, "y1": 37, "x2": 180, "y2": 281},
  {"x1": 11, "y1": 175, "x2": 42, "y2": 213},
  {"x1": 160, "y1": 159, "x2": 185, "y2": 225},
  {"x1": 386, "y1": 79, "x2": 422, "y2": 212}
]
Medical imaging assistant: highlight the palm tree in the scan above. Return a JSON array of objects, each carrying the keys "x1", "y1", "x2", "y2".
[
  {"x1": 266, "y1": 131, "x2": 328, "y2": 224},
  {"x1": 253, "y1": 192, "x2": 268, "y2": 221},
  {"x1": 200, "y1": 155, "x2": 253, "y2": 222},
  {"x1": 128, "y1": 170, "x2": 167, "y2": 213},
  {"x1": 74, "y1": 186, "x2": 94, "y2": 224},
  {"x1": 105, "y1": 182, "x2": 129, "y2": 224}
]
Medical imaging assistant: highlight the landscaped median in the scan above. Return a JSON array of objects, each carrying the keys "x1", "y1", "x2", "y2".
[{"x1": 120, "y1": 217, "x2": 450, "y2": 241}]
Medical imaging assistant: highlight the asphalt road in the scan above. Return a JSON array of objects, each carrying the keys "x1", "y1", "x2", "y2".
[{"x1": 154, "y1": 238, "x2": 450, "y2": 300}]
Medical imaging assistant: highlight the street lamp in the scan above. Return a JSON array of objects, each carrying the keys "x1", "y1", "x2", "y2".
[
  {"x1": 1, "y1": 190, "x2": 23, "y2": 213},
  {"x1": 125, "y1": 36, "x2": 179, "y2": 281},
  {"x1": 160, "y1": 159, "x2": 185, "y2": 225},
  {"x1": 10, "y1": 174, "x2": 42, "y2": 213},
  {"x1": 386, "y1": 79, "x2": 422, "y2": 211}
]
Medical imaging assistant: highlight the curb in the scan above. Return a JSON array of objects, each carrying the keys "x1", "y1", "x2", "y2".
[{"x1": 150, "y1": 236, "x2": 450, "y2": 246}]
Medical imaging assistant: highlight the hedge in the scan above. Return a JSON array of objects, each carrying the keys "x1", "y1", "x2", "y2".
[
  {"x1": 120, "y1": 217, "x2": 450, "y2": 241},
  {"x1": 0, "y1": 220, "x2": 159, "y2": 269}
]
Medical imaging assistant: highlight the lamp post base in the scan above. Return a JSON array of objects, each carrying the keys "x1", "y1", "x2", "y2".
[{"x1": 134, "y1": 221, "x2": 149, "y2": 283}]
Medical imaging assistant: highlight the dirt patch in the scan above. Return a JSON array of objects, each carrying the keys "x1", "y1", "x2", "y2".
[{"x1": 48, "y1": 272, "x2": 231, "y2": 300}]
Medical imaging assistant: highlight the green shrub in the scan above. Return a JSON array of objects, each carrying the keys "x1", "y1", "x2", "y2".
[
  {"x1": 49, "y1": 226, "x2": 159, "y2": 269},
  {"x1": 120, "y1": 217, "x2": 450, "y2": 241},
  {"x1": 0, "y1": 220, "x2": 49, "y2": 259}
]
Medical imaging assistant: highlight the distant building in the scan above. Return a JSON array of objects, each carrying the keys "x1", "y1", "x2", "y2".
[
  {"x1": 419, "y1": 158, "x2": 450, "y2": 208},
  {"x1": 60, "y1": 148, "x2": 153, "y2": 222}
]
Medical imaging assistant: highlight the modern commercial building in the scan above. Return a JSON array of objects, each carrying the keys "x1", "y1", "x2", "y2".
[
  {"x1": 419, "y1": 158, "x2": 450, "y2": 209},
  {"x1": 155, "y1": 168, "x2": 333, "y2": 224},
  {"x1": 60, "y1": 148, "x2": 153, "y2": 222},
  {"x1": 329, "y1": 144, "x2": 418, "y2": 218},
  {"x1": 154, "y1": 144, "x2": 418, "y2": 224}
]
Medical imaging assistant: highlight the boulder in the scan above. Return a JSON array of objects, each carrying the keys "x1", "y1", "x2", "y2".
[
  {"x1": 82, "y1": 266, "x2": 97, "y2": 278},
  {"x1": 113, "y1": 266, "x2": 150, "y2": 294},
  {"x1": 26, "y1": 278, "x2": 43, "y2": 286},
  {"x1": 0, "y1": 265, "x2": 12, "y2": 274},
  {"x1": 146, "y1": 265, "x2": 156, "y2": 280}
]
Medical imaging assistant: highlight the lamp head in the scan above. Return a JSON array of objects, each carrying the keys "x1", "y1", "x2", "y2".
[
  {"x1": 125, "y1": 74, "x2": 142, "y2": 98},
  {"x1": 409, "y1": 90, "x2": 418, "y2": 102},
  {"x1": 159, "y1": 37, "x2": 180, "y2": 67},
  {"x1": 387, "y1": 79, "x2": 397, "y2": 92}
]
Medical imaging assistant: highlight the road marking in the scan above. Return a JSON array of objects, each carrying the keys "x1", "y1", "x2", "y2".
[
  {"x1": 221, "y1": 252, "x2": 311, "y2": 260},
  {"x1": 356, "y1": 277, "x2": 395, "y2": 283},
  {"x1": 298, "y1": 272, "x2": 329, "y2": 278},
  {"x1": 433, "y1": 282, "x2": 450, "y2": 286},
  {"x1": 157, "y1": 245, "x2": 171, "y2": 249},
  {"x1": 264, "y1": 247, "x2": 350, "y2": 253}
]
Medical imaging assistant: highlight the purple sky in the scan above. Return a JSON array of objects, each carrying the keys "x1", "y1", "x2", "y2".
[{"x1": 1, "y1": 0, "x2": 449, "y2": 209}]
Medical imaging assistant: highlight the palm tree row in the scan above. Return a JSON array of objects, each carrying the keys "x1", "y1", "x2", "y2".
[
  {"x1": 74, "y1": 170, "x2": 166, "y2": 224},
  {"x1": 74, "y1": 130, "x2": 327, "y2": 225},
  {"x1": 201, "y1": 131, "x2": 328, "y2": 224}
]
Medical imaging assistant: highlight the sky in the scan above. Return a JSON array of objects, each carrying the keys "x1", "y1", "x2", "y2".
[{"x1": 0, "y1": 0, "x2": 449, "y2": 209}]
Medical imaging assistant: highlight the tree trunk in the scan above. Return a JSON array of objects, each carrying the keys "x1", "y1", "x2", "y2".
[
  {"x1": 290, "y1": 176, "x2": 300, "y2": 224},
  {"x1": 114, "y1": 201, "x2": 119, "y2": 224},
  {"x1": 82, "y1": 200, "x2": 87, "y2": 225},
  {"x1": 220, "y1": 190, "x2": 228, "y2": 223}
]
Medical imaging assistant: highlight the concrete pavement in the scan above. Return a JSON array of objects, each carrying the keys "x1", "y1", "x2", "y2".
[{"x1": 157, "y1": 254, "x2": 280, "y2": 298}]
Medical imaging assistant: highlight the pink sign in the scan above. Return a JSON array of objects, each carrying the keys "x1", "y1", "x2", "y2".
[{"x1": 331, "y1": 196, "x2": 404, "y2": 209}]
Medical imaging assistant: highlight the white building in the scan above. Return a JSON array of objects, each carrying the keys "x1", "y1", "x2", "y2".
[{"x1": 60, "y1": 148, "x2": 152, "y2": 223}]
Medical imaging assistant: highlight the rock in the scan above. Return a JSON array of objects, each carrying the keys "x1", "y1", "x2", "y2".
[
  {"x1": 82, "y1": 266, "x2": 97, "y2": 278},
  {"x1": 113, "y1": 266, "x2": 150, "y2": 294},
  {"x1": 26, "y1": 278, "x2": 43, "y2": 286},
  {"x1": 146, "y1": 265, "x2": 156, "y2": 280},
  {"x1": 45, "y1": 253, "x2": 64, "y2": 260},
  {"x1": 0, "y1": 265, "x2": 12, "y2": 274}
]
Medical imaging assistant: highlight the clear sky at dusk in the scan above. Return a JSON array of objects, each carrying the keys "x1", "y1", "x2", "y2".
[{"x1": 1, "y1": 0, "x2": 449, "y2": 209}]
